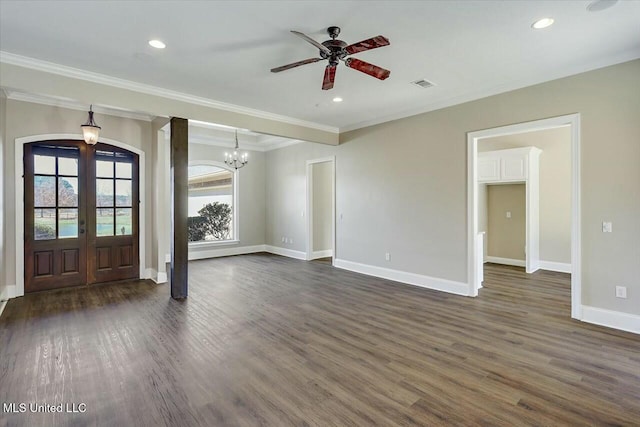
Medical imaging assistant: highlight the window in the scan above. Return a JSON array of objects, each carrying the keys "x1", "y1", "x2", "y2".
[
  {"x1": 188, "y1": 163, "x2": 236, "y2": 243},
  {"x1": 95, "y1": 150, "x2": 134, "y2": 237},
  {"x1": 32, "y1": 146, "x2": 80, "y2": 240}
]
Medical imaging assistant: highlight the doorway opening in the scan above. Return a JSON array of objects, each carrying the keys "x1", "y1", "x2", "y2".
[
  {"x1": 467, "y1": 114, "x2": 581, "y2": 319},
  {"x1": 306, "y1": 157, "x2": 335, "y2": 264},
  {"x1": 24, "y1": 140, "x2": 140, "y2": 292}
]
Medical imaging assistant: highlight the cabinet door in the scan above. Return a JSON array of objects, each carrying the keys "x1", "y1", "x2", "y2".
[
  {"x1": 501, "y1": 157, "x2": 527, "y2": 181},
  {"x1": 478, "y1": 157, "x2": 501, "y2": 182}
]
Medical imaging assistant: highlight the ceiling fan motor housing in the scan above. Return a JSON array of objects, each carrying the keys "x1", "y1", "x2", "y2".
[{"x1": 320, "y1": 39, "x2": 348, "y2": 66}]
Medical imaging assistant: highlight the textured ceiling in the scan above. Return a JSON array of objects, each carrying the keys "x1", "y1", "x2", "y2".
[{"x1": 1, "y1": 1, "x2": 639, "y2": 131}]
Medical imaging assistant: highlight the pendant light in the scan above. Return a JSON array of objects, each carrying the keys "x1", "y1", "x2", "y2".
[{"x1": 81, "y1": 105, "x2": 101, "y2": 145}]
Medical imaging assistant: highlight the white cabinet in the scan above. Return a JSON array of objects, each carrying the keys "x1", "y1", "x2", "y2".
[
  {"x1": 478, "y1": 157, "x2": 500, "y2": 181},
  {"x1": 478, "y1": 147, "x2": 540, "y2": 183},
  {"x1": 501, "y1": 156, "x2": 527, "y2": 181}
]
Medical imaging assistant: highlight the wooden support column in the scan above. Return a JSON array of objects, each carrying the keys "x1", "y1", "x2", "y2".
[{"x1": 170, "y1": 117, "x2": 188, "y2": 299}]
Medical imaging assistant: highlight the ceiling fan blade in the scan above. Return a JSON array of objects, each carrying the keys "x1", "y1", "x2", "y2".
[
  {"x1": 345, "y1": 35, "x2": 390, "y2": 55},
  {"x1": 322, "y1": 65, "x2": 336, "y2": 90},
  {"x1": 345, "y1": 58, "x2": 390, "y2": 80},
  {"x1": 271, "y1": 57, "x2": 322, "y2": 73},
  {"x1": 291, "y1": 30, "x2": 332, "y2": 55}
]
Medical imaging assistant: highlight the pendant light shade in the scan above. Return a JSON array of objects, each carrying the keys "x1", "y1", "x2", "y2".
[{"x1": 81, "y1": 105, "x2": 101, "y2": 145}]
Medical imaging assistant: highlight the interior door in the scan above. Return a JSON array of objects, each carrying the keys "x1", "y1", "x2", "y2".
[{"x1": 24, "y1": 140, "x2": 139, "y2": 293}]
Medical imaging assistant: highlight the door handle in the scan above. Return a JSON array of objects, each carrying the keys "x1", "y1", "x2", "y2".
[{"x1": 80, "y1": 228, "x2": 85, "y2": 234}]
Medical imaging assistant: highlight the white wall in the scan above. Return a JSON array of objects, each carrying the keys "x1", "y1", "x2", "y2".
[{"x1": 312, "y1": 161, "x2": 332, "y2": 253}]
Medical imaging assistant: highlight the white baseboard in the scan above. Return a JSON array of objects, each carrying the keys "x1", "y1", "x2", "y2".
[
  {"x1": 155, "y1": 271, "x2": 168, "y2": 284},
  {"x1": 485, "y1": 256, "x2": 526, "y2": 267},
  {"x1": 581, "y1": 305, "x2": 640, "y2": 335},
  {"x1": 189, "y1": 244, "x2": 266, "y2": 261},
  {"x1": 310, "y1": 249, "x2": 333, "y2": 260},
  {"x1": 333, "y1": 258, "x2": 470, "y2": 296},
  {"x1": 144, "y1": 268, "x2": 168, "y2": 284},
  {"x1": 144, "y1": 268, "x2": 155, "y2": 280},
  {"x1": 264, "y1": 245, "x2": 307, "y2": 261},
  {"x1": 538, "y1": 260, "x2": 572, "y2": 274},
  {"x1": 1, "y1": 285, "x2": 16, "y2": 300},
  {"x1": 0, "y1": 285, "x2": 16, "y2": 318}
]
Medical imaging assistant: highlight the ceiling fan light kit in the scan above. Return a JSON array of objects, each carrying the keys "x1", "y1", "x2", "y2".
[{"x1": 271, "y1": 26, "x2": 391, "y2": 90}]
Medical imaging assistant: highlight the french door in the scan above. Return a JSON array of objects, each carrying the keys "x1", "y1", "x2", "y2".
[{"x1": 24, "y1": 140, "x2": 139, "y2": 293}]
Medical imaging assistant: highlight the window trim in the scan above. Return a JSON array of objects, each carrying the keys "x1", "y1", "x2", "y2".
[{"x1": 187, "y1": 160, "x2": 239, "y2": 245}]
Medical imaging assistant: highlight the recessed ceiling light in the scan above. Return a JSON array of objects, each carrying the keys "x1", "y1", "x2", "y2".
[
  {"x1": 531, "y1": 18, "x2": 554, "y2": 29},
  {"x1": 332, "y1": 97, "x2": 343, "y2": 103},
  {"x1": 148, "y1": 39, "x2": 166, "y2": 49},
  {"x1": 587, "y1": 0, "x2": 618, "y2": 12}
]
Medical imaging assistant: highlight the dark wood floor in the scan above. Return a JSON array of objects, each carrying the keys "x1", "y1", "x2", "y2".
[{"x1": 1, "y1": 255, "x2": 639, "y2": 426}]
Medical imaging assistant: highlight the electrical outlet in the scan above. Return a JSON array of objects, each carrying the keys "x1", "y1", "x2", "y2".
[
  {"x1": 282, "y1": 237, "x2": 285, "y2": 243},
  {"x1": 615, "y1": 286, "x2": 627, "y2": 299},
  {"x1": 506, "y1": 211, "x2": 512, "y2": 219},
  {"x1": 385, "y1": 252, "x2": 390, "y2": 261},
  {"x1": 290, "y1": 238, "x2": 293, "y2": 244},
  {"x1": 602, "y1": 222, "x2": 613, "y2": 233}
]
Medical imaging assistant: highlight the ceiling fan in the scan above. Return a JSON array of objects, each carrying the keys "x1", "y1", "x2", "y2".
[{"x1": 271, "y1": 26, "x2": 390, "y2": 90}]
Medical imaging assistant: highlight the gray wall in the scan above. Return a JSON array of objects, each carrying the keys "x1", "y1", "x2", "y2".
[
  {"x1": 312, "y1": 161, "x2": 332, "y2": 253},
  {"x1": 0, "y1": 93, "x2": 5, "y2": 299},
  {"x1": 487, "y1": 184, "x2": 526, "y2": 260},
  {"x1": 187, "y1": 142, "x2": 266, "y2": 258},
  {"x1": 480, "y1": 127, "x2": 572, "y2": 264},
  {"x1": 265, "y1": 142, "x2": 335, "y2": 253},
  {"x1": 2, "y1": 100, "x2": 153, "y2": 290},
  {"x1": 267, "y1": 60, "x2": 640, "y2": 316},
  {"x1": 2, "y1": 60, "x2": 639, "y2": 320},
  {"x1": 0, "y1": 63, "x2": 338, "y2": 145}
]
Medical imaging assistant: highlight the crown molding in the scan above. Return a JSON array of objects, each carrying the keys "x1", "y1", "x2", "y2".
[
  {"x1": 339, "y1": 50, "x2": 640, "y2": 133},
  {"x1": 258, "y1": 135, "x2": 304, "y2": 151},
  {"x1": 4, "y1": 89, "x2": 156, "y2": 122},
  {"x1": 0, "y1": 51, "x2": 339, "y2": 134},
  {"x1": 189, "y1": 135, "x2": 302, "y2": 152}
]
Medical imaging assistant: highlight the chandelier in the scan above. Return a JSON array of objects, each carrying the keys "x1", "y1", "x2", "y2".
[{"x1": 224, "y1": 130, "x2": 249, "y2": 169}]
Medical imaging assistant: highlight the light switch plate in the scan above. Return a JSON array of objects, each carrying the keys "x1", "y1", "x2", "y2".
[
  {"x1": 615, "y1": 286, "x2": 627, "y2": 299},
  {"x1": 602, "y1": 222, "x2": 612, "y2": 233},
  {"x1": 506, "y1": 211, "x2": 512, "y2": 219}
]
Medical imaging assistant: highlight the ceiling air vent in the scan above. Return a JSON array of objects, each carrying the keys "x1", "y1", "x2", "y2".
[{"x1": 412, "y1": 79, "x2": 435, "y2": 89}]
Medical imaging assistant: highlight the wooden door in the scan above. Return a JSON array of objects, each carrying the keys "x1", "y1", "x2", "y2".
[
  {"x1": 24, "y1": 140, "x2": 139, "y2": 293},
  {"x1": 24, "y1": 142, "x2": 88, "y2": 292},
  {"x1": 87, "y1": 144, "x2": 139, "y2": 284}
]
